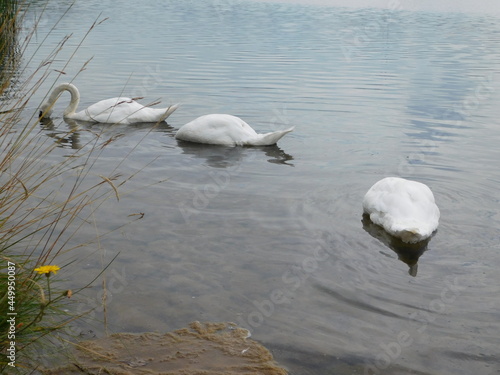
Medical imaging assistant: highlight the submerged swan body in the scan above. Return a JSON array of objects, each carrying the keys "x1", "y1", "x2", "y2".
[
  {"x1": 39, "y1": 83, "x2": 178, "y2": 124},
  {"x1": 175, "y1": 114, "x2": 294, "y2": 146},
  {"x1": 362, "y1": 177, "x2": 440, "y2": 243}
]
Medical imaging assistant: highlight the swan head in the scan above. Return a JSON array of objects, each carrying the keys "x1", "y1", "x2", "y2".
[{"x1": 39, "y1": 102, "x2": 53, "y2": 119}]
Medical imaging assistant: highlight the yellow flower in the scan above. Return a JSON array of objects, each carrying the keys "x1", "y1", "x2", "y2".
[{"x1": 34, "y1": 265, "x2": 61, "y2": 275}]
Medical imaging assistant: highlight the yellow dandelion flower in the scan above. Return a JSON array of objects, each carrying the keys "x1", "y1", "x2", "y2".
[{"x1": 34, "y1": 265, "x2": 61, "y2": 275}]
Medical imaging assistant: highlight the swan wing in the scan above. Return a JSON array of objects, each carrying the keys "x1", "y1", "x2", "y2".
[
  {"x1": 74, "y1": 97, "x2": 145, "y2": 124},
  {"x1": 125, "y1": 103, "x2": 179, "y2": 123},
  {"x1": 175, "y1": 114, "x2": 259, "y2": 146},
  {"x1": 363, "y1": 177, "x2": 440, "y2": 242}
]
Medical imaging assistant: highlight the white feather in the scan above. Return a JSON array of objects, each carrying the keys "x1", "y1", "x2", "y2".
[
  {"x1": 40, "y1": 83, "x2": 178, "y2": 124},
  {"x1": 175, "y1": 114, "x2": 294, "y2": 146},
  {"x1": 363, "y1": 177, "x2": 440, "y2": 243}
]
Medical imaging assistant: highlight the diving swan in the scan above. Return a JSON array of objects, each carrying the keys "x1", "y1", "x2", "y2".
[
  {"x1": 362, "y1": 177, "x2": 440, "y2": 243},
  {"x1": 175, "y1": 114, "x2": 294, "y2": 146},
  {"x1": 39, "y1": 83, "x2": 178, "y2": 124}
]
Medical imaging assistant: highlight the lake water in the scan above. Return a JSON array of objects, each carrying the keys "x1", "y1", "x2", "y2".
[{"x1": 15, "y1": 0, "x2": 500, "y2": 374}]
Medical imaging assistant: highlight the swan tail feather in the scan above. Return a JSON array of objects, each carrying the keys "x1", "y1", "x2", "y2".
[
  {"x1": 159, "y1": 103, "x2": 180, "y2": 122},
  {"x1": 248, "y1": 126, "x2": 294, "y2": 146}
]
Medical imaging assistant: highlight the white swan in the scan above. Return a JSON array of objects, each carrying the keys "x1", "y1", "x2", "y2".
[
  {"x1": 175, "y1": 114, "x2": 294, "y2": 146},
  {"x1": 39, "y1": 83, "x2": 178, "y2": 124},
  {"x1": 362, "y1": 177, "x2": 440, "y2": 243}
]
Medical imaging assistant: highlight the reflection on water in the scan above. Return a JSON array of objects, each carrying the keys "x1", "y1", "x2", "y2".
[
  {"x1": 361, "y1": 213, "x2": 431, "y2": 276},
  {"x1": 177, "y1": 141, "x2": 295, "y2": 167},
  {"x1": 17, "y1": 1, "x2": 500, "y2": 374},
  {"x1": 40, "y1": 117, "x2": 82, "y2": 149},
  {"x1": 40, "y1": 116, "x2": 177, "y2": 149},
  {"x1": 0, "y1": 0, "x2": 20, "y2": 99}
]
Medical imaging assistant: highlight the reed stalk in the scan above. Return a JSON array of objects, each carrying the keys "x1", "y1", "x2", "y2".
[{"x1": 0, "y1": 1, "x2": 145, "y2": 372}]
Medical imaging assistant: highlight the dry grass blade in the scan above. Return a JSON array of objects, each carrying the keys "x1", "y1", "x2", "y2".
[
  {"x1": 0, "y1": 2, "x2": 148, "y2": 372},
  {"x1": 98, "y1": 175, "x2": 120, "y2": 201}
]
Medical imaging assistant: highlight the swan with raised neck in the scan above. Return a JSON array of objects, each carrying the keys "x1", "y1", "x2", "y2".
[
  {"x1": 40, "y1": 83, "x2": 80, "y2": 118},
  {"x1": 39, "y1": 82, "x2": 178, "y2": 124}
]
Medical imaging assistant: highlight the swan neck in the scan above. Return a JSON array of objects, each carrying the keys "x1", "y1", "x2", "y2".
[{"x1": 48, "y1": 83, "x2": 80, "y2": 117}]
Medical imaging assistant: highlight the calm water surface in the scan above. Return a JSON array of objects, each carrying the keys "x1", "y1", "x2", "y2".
[{"x1": 17, "y1": 1, "x2": 500, "y2": 374}]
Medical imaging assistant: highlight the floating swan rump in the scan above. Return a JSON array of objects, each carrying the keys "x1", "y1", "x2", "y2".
[
  {"x1": 39, "y1": 83, "x2": 178, "y2": 124},
  {"x1": 175, "y1": 114, "x2": 294, "y2": 146},
  {"x1": 362, "y1": 177, "x2": 440, "y2": 243}
]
